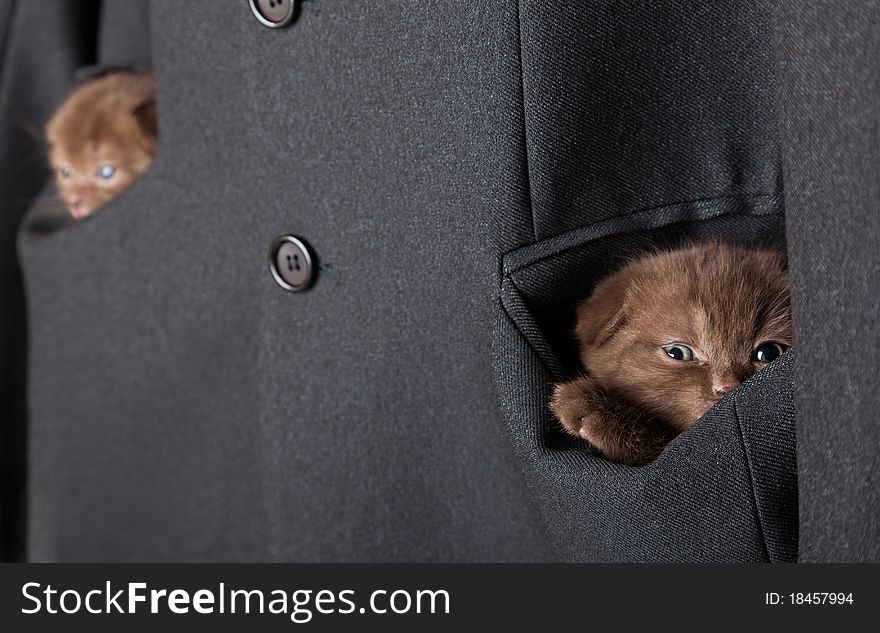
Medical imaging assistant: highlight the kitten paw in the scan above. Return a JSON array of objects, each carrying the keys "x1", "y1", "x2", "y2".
[
  {"x1": 551, "y1": 377, "x2": 675, "y2": 465},
  {"x1": 550, "y1": 379, "x2": 608, "y2": 447}
]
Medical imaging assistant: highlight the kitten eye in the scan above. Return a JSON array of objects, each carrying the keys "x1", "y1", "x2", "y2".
[
  {"x1": 753, "y1": 342, "x2": 786, "y2": 363},
  {"x1": 59, "y1": 167, "x2": 71, "y2": 179},
  {"x1": 98, "y1": 165, "x2": 117, "y2": 180},
  {"x1": 663, "y1": 344, "x2": 695, "y2": 361}
]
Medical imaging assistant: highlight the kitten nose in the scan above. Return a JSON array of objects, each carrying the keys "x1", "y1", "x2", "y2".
[
  {"x1": 712, "y1": 379, "x2": 740, "y2": 397},
  {"x1": 70, "y1": 198, "x2": 84, "y2": 216}
]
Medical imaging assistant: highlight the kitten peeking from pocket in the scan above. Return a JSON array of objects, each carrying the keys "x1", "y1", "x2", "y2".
[
  {"x1": 551, "y1": 241, "x2": 791, "y2": 466},
  {"x1": 45, "y1": 70, "x2": 157, "y2": 220}
]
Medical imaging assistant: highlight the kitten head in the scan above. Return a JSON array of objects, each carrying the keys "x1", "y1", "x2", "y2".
[
  {"x1": 46, "y1": 70, "x2": 157, "y2": 219},
  {"x1": 576, "y1": 241, "x2": 791, "y2": 430}
]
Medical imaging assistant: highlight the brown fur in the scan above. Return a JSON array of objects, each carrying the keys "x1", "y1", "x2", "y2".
[
  {"x1": 46, "y1": 70, "x2": 156, "y2": 219},
  {"x1": 550, "y1": 241, "x2": 791, "y2": 465}
]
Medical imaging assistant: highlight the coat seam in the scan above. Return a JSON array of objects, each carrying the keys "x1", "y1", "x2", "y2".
[
  {"x1": 731, "y1": 398, "x2": 773, "y2": 562},
  {"x1": 514, "y1": 0, "x2": 537, "y2": 244},
  {"x1": 0, "y1": 0, "x2": 19, "y2": 98}
]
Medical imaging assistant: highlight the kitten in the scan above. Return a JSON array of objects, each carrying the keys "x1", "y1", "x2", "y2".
[
  {"x1": 46, "y1": 70, "x2": 157, "y2": 219},
  {"x1": 550, "y1": 241, "x2": 791, "y2": 465}
]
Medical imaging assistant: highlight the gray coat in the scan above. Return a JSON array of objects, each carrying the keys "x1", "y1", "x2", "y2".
[{"x1": 1, "y1": 0, "x2": 877, "y2": 562}]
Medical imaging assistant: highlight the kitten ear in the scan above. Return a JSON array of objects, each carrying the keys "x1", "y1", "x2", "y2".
[
  {"x1": 132, "y1": 99, "x2": 158, "y2": 139},
  {"x1": 575, "y1": 271, "x2": 632, "y2": 348}
]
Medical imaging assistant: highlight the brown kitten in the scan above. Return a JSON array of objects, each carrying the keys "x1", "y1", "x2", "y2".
[
  {"x1": 550, "y1": 241, "x2": 791, "y2": 465},
  {"x1": 46, "y1": 70, "x2": 157, "y2": 219}
]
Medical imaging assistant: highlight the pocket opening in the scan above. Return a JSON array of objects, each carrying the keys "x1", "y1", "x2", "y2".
[{"x1": 499, "y1": 197, "x2": 786, "y2": 450}]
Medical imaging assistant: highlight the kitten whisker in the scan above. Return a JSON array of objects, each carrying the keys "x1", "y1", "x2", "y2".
[{"x1": 0, "y1": 105, "x2": 50, "y2": 148}]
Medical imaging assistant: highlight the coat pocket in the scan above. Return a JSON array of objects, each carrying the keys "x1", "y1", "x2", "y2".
[{"x1": 493, "y1": 197, "x2": 797, "y2": 562}]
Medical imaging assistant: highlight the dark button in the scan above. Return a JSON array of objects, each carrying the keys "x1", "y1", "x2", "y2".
[
  {"x1": 269, "y1": 235, "x2": 314, "y2": 291},
  {"x1": 249, "y1": 0, "x2": 296, "y2": 28}
]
